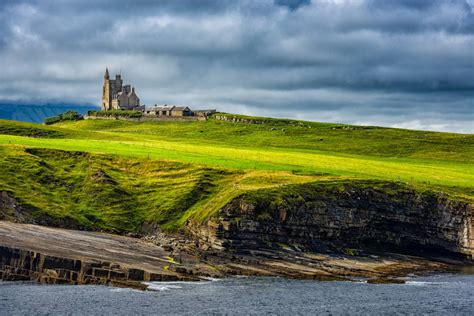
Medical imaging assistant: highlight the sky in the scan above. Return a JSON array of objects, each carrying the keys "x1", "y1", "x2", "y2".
[{"x1": 0, "y1": 0, "x2": 473, "y2": 133}]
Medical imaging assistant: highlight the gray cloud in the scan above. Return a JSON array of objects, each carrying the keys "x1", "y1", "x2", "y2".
[{"x1": 0, "y1": 0, "x2": 472, "y2": 133}]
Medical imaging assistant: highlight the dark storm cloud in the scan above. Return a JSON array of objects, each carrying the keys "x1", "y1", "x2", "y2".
[
  {"x1": 275, "y1": 0, "x2": 311, "y2": 10},
  {"x1": 0, "y1": 0, "x2": 472, "y2": 132}
]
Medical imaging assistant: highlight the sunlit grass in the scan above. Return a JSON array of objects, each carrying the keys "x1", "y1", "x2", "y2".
[{"x1": 0, "y1": 134, "x2": 471, "y2": 190}]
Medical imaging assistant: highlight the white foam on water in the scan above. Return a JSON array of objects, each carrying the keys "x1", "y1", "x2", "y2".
[
  {"x1": 405, "y1": 281, "x2": 445, "y2": 286},
  {"x1": 144, "y1": 283, "x2": 183, "y2": 291},
  {"x1": 144, "y1": 278, "x2": 221, "y2": 291},
  {"x1": 109, "y1": 287, "x2": 143, "y2": 293},
  {"x1": 199, "y1": 277, "x2": 221, "y2": 282}
]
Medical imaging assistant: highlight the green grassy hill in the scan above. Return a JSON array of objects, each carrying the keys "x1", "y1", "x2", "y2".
[{"x1": 0, "y1": 114, "x2": 472, "y2": 232}]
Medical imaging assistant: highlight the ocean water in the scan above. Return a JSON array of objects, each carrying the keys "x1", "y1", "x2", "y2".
[{"x1": 1, "y1": 274, "x2": 473, "y2": 315}]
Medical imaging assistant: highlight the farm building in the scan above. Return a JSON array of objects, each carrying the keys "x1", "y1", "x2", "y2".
[{"x1": 146, "y1": 105, "x2": 193, "y2": 117}]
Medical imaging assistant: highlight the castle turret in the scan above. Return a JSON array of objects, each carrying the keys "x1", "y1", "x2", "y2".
[{"x1": 102, "y1": 68, "x2": 110, "y2": 110}]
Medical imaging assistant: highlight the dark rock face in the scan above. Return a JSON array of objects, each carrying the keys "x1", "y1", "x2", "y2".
[
  {"x1": 0, "y1": 191, "x2": 32, "y2": 222},
  {"x1": 0, "y1": 191, "x2": 84, "y2": 230},
  {"x1": 0, "y1": 245, "x2": 185, "y2": 289},
  {"x1": 188, "y1": 182, "x2": 473, "y2": 260}
]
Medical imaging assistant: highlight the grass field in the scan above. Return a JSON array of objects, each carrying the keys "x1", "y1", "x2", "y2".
[{"x1": 0, "y1": 114, "x2": 472, "y2": 232}]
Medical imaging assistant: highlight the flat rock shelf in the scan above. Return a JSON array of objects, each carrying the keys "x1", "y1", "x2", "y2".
[
  {"x1": 0, "y1": 221, "x2": 468, "y2": 289},
  {"x1": 0, "y1": 222, "x2": 201, "y2": 290}
]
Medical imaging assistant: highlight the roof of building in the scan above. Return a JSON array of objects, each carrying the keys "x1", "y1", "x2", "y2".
[
  {"x1": 146, "y1": 105, "x2": 192, "y2": 111},
  {"x1": 172, "y1": 106, "x2": 191, "y2": 111},
  {"x1": 148, "y1": 105, "x2": 175, "y2": 111}
]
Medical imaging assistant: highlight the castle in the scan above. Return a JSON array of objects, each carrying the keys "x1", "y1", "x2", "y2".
[
  {"x1": 101, "y1": 68, "x2": 140, "y2": 111},
  {"x1": 99, "y1": 68, "x2": 216, "y2": 118}
]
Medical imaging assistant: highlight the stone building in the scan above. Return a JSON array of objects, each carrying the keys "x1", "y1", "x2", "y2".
[
  {"x1": 99, "y1": 68, "x2": 216, "y2": 118},
  {"x1": 171, "y1": 106, "x2": 192, "y2": 117},
  {"x1": 101, "y1": 68, "x2": 140, "y2": 111},
  {"x1": 146, "y1": 105, "x2": 193, "y2": 117}
]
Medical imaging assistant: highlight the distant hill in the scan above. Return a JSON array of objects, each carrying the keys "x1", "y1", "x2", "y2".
[{"x1": 0, "y1": 103, "x2": 99, "y2": 123}]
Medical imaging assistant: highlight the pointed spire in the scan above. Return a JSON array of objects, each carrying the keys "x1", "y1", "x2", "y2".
[{"x1": 104, "y1": 67, "x2": 110, "y2": 79}]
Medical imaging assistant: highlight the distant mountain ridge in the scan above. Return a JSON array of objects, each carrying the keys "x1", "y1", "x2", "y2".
[{"x1": 0, "y1": 103, "x2": 99, "y2": 123}]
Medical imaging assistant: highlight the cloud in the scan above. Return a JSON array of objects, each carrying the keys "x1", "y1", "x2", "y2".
[
  {"x1": 275, "y1": 0, "x2": 310, "y2": 10},
  {"x1": 0, "y1": 0, "x2": 472, "y2": 132}
]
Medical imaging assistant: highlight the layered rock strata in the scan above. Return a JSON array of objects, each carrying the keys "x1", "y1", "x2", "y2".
[
  {"x1": 0, "y1": 246, "x2": 190, "y2": 290},
  {"x1": 0, "y1": 220, "x2": 461, "y2": 288},
  {"x1": 188, "y1": 181, "x2": 473, "y2": 260},
  {"x1": 0, "y1": 222, "x2": 205, "y2": 290}
]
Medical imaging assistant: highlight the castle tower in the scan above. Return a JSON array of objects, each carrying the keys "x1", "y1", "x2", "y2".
[
  {"x1": 101, "y1": 68, "x2": 139, "y2": 111},
  {"x1": 101, "y1": 68, "x2": 111, "y2": 110}
]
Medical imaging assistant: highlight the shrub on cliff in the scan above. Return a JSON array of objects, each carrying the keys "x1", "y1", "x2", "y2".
[
  {"x1": 88, "y1": 110, "x2": 143, "y2": 118},
  {"x1": 44, "y1": 111, "x2": 83, "y2": 125}
]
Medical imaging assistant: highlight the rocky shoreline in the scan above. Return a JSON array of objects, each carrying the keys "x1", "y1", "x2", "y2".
[
  {"x1": 0, "y1": 221, "x2": 469, "y2": 290},
  {"x1": 1, "y1": 180, "x2": 472, "y2": 290},
  {"x1": 0, "y1": 246, "x2": 171, "y2": 290}
]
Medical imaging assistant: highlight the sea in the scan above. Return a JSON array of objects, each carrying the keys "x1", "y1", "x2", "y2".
[{"x1": 1, "y1": 274, "x2": 473, "y2": 315}]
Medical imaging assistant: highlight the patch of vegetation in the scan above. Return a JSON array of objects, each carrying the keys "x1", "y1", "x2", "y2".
[
  {"x1": 165, "y1": 256, "x2": 181, "y2": 265},
  {"x1": 44, "y1": 111, "x2": 83, "y2": 125},
  {"x1": 88, "y1": 110, "x2": 143, "y2": 118}
]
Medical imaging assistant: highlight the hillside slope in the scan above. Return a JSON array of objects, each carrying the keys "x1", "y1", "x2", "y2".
[{"x1": 0, "y1": 114, "x2": 473, "y2": 260}]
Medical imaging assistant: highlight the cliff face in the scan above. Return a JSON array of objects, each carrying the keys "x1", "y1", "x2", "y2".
[{"x1": 188, "y1": 181, "x2": 473, "y2": 260}]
